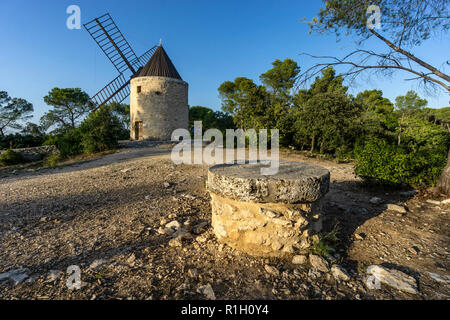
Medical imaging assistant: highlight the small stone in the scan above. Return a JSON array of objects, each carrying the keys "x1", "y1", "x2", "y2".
[
  {"x1": 40, "y1": 217, "x2": 47, "y2": 223},
  {"x1": 168, "y1": 213, "x2": 177, "y2": 219},
  {"x1": 163, "y1": 182, "x2": 171, "y2": 188},
  {"x1": 171, "y1": 228, "x2": 190, "y2": 239},
  {"x1": 188, "y1": 269, "x2": 199, "y2": 278},
  {"x1": 292, "y1": 255, "x2": 307, "y2": 265},
  {"x1": 331, "y1": 265, "x2": 350, "y2": 281},
  {"x1": 426, "y1": 199, "x2": 441, "y2": 206},
  {"x1": 196, "y1": 235, "x2": 207, "y2": 243},
  {"x1": 386, "y1": 204, "x2": 407, "y2": 214},
  {"x1": 126, "y1": 254, "x2": 136, "y2": 265},
  {"x1": 408, "y1": 246, "x2": 420, "y2": 255},
  {"x1": 355, "y1": 233, "x2": 366, "y2": 240},
  {"x1": 259, "y1": 208, "x2": 280, "y2": 218},
  {"x1": 165, "y1": 221, "x2": 182, "y2": 231},
  {"x1": 264, "y1": 265, "x2": 280, "y2": 276},
  {"x1": 193, "y1": 222, "x2": 208, "y2": 235},
  {"x1": 369, "y1": 197, "x2": 382, "y2": 204},
  {"x1": 308, "y1": 267, "x2": 322, "y2": 280},
  {"x1": 366, "y1": 265, "x2": 418, "y2": 294},
  {"x1": 399, "y1": 190, "x2": 418, "y2": 197},
  {"x1": 157, "y1": 226, "x2": 174, "y2": 236},
  {"x1": 309, "y1": 254, "x2": 329, "y2": 272},
  {"x1": 46, "y1": 270, "x2": 62, "y2": 282},
  {"x1": 168, "y1": 236, "x2": 183, "y2": 247},
  {"x1": 89, "y1": 259, "x2": 107, "y2": 270},
  {"x1": 198, "y1": 283, "x2": 216, "y2": 300},
  {"x1": 428, "y1": 272, "x2": 450, "y2": 284}
]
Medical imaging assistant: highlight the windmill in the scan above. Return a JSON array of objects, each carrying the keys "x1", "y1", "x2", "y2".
[{"x1": 83, "y1": 13, "x2": 158, "y2": 111}]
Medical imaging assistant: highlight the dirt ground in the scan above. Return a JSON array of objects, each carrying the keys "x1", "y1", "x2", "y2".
[{"x1": 0, "y1": 143, "x2": 449, "y2": 300}]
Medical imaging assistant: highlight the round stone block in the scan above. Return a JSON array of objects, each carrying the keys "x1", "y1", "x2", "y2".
[
  {"x1": 207, "y1": 161, "x2": 330, "y2": 257},
  {"x1": 207, "y1": 161, "x2": 330, "y2": 204}
]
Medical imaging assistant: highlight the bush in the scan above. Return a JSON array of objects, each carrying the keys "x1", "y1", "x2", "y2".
[
  {"x1": 0, "y1": 149, "x2": 27, "y2": 166},
  {"x1": 44, "y1": 150, "x2": 62, "y2": 167},
  {"x1": 78, "y1": 106, "x2": 123, "y2": 153},
  {"x1": 43, "y1": 129, "x2": 82, "y2": 158},
  {"x1": 354, "y1": 137, "x2": 448, "y2": 187}
]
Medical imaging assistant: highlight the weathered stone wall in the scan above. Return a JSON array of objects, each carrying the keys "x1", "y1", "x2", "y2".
[{"x1": 129, "y1": 76, "x2": 188, "y2": 141}]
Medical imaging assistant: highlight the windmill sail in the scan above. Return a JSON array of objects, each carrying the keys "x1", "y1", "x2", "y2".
[
  {"x1": 90, "y1": 73, "x2": 130, "y2": 112},
  {"x1": 84, "y1": 13, "x2": 158, "y2": 110},
  {"x1": 84, "y1": 13, "x2": 139, "y2": 74}
]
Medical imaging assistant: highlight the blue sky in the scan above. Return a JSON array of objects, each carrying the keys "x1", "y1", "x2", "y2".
[{"x1": 0, "y1": 0, "x2": 448, "y2": 124}]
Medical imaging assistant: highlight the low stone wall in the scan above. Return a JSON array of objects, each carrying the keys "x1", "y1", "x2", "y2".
[
  {"x1": 207, "y1": 161, "x2": 330, "y2": 258},
  {"x1": 0, "y1": 145, "x2": 56, "y2": 162}
]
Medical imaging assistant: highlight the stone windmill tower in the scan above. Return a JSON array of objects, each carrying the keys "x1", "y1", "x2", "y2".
[
  {"x1": 83, "y1": 13, "x2": 188, "y2": 141},
  {"x1": 130, "y1": 45, "x2": 188, "y2": 141}
]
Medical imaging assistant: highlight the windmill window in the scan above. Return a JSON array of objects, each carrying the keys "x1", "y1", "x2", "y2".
[{"x1": 137, "y1": 86, "x2": 142, "y2": 94}]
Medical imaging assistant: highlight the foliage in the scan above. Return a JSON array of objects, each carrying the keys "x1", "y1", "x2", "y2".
[
  {"x1": 40, "y1": 88, "x2": 91, "y2": 132},
  {"x1": 292, "y1": 68, "x2": 362, "y2": 155},
  {"x1": 189, "y1": 106, "x2": 235, "y2": 134},
  {"x1": 354, "y1": 133, "x2": 449, "y2": 187},
  {"x1": 310, "y1": 226, "x2": 340, "y2": 258},
  {"x1": 0, "y1": 91, "x2": 33, "y2": 136},
  {"x1": 78, "y1": 106, "x2": 124, "y2": 153},
  {"x1": 0, "y1": 149, "x2": 27, "y2": 166},
  {"x1": 0, "y1": 133, "x2": 46, "y2": 150},
  {"x1": 109, "y1": 102, "x2": 131, "y2": 133},
  {"x1": 44, "y1": 151, "x2": 62, "y2": 167},
  {"x1": 43, "y1": 129, "x2": 83, "y2": 158}
]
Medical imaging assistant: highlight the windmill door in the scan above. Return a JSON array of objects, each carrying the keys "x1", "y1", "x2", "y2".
[{"x1": 135, "y1": 121, "x2": 143, "y2": 140}]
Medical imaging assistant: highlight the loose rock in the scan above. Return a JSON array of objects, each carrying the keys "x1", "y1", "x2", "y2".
[
  {"x1": 331, "y1": 265, "x2": 350, "y2": 281},
  {"x1": 198, "y1": 283, "x2": 216, "y2": 300},
  {"x1": 386, "y1": 204, "x2": 407, "y2": 214},
  {"x1": 309, "y1": 254, "x2": 329, "y2": 272},
  {"x1": 292, "y1": 255, "x2": 307, "y2": 265},
  {"x1": 366, "y1": 265, "x2": 418, "y2": 294}
]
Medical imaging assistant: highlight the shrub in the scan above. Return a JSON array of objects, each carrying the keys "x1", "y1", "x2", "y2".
[
  {"x1": 354, "y1": 137, "x2": 448, "y2": 188},
  {"x1": 78, "y1": 106, "x2": 123, "y2": 154},
  {"x1": 44, "y1": 150, "x2": 62, "y2": 167},
  {"x1": 43, "y1": 129, "x2": 82, "y2": 158},
  {"x1": 0, "y1": 149, "x2": 27, "y2": 166}
]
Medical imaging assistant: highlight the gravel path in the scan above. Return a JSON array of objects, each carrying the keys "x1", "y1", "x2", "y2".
[{"x1": 0, "y1": 145, "x2": 448, "y2": 299}]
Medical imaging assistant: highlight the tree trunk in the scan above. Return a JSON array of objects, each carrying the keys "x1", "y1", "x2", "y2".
[{"x1": 437, "y1": 149, "x2": 450, "y2": 195}]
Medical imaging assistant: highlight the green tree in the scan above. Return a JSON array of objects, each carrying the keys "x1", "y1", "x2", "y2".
[
  {"x1": 395, "y1": 90, "x2": 428, "y2": 145},
  {"x1": 78, "y1": 105, "x2": 124, "y2": 153},
  {"x1": 300, "y1": 0, "x2": 450, "y2": 91},
  {"x1": 355, "y1": 89, "x2": 397, "y2": 142},
  {"x1": 0, "y1": 91, "x2": 33, "y2": 136},
  {"x1": 189, "y1": 106, "x2": 235, "y2": 134},
  {"x1": 292, "y1": 67, "x2": 362, "y2": 155},
  {"x1": 218, "y1": 77, "x2": 270, "y2": 129},
  {"x1": 218, "y1": 59, "x2": 300, "y2": 134},
  {"x1": 41, "y1": 88, "x2": 91, "y2": 132},
  {"x1": 109, "y1": 102, "x2": 130, "y2": 131}
]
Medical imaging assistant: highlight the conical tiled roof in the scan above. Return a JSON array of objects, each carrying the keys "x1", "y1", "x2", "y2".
[{"x1": 137, "y1": 45, "x2": 182, "y2": 80}]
